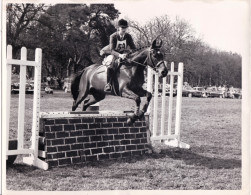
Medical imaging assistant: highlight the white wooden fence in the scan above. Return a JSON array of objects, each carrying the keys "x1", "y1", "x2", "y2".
[{"x1": 147, "y1": 62, "x2": 190, "y2": 149}]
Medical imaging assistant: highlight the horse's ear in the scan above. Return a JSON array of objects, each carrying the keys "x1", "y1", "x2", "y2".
[{"x1": 151, "y1": 38, "x2": 162, "y2": 49}]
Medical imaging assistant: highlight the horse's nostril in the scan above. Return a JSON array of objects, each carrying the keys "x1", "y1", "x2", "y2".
[{"x1": 162, "y1": 71, "x2": 167, "y2": 76}]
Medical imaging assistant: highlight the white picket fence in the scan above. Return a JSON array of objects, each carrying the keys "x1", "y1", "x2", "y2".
[
  {"x1": 5, "y1": 45, "x2": 48, "y2": 170},
  {"x1": 147, "y1": 62, "x2": 190, "y2": 149}
]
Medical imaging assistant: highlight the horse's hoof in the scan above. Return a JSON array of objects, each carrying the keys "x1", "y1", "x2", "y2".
[
  {"x1": 127, "y1": 118, "x2": 133, "y2": 126},
  {"x1": 138, "y1": 111, "x2": 145, "y2": 119}
]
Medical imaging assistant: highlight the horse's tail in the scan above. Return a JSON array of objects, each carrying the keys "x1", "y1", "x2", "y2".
[{"x1": 71, "y1": 70, "x2": 85, "y2": 100}]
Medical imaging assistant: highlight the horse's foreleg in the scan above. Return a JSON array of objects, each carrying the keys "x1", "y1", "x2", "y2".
[
  {"x1": 121, "y1": 87, "x2": 141, "y2": 124},
  {"x1": 137, "y1": 89, "x2": 152, "y2": 119}
]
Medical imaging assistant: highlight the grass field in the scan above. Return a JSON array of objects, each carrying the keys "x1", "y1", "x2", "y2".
[{"x1": 6, "y1": 91, "x2": 241, "y2": 190}]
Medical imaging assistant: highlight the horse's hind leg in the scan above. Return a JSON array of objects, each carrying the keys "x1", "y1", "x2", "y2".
[
  {"x1": 82, "y1": 89, "x2": 105, "y2": 111},
  {"x1": 72, "y1": 86, "x2": 89, "y2": 111}
]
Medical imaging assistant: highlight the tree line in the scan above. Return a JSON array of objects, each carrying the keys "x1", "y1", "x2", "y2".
[{"x1": 6, "y1": 3, "x2": 241, "y2": 88}]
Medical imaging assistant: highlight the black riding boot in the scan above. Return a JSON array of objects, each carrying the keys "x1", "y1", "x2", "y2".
[{"x1": 104, "y1": 67, "x2": 114, "y2": 92}]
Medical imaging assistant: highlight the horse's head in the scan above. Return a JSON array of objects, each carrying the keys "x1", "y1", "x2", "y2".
[{"x1": 147, "y1": 38, "x2": 168, "y2": 78}]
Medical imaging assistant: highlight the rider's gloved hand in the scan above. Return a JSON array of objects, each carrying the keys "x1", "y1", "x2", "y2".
[{"x1": 119, "y1": 54, "x2": 127, "y2": 60}]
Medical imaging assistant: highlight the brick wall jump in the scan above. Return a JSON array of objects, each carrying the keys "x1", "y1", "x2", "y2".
[{"x1": 39, "y1": 113, "x2": 150, "y2": 168}]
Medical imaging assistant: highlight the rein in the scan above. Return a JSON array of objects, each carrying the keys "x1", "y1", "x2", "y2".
[{"x1": 128, "y1": 49, "x2": 165, "y2": 72}]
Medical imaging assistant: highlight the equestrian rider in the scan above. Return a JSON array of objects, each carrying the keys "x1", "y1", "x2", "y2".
[{"x1": 102, "y1": 19, "x2": 136, "y2": 92}]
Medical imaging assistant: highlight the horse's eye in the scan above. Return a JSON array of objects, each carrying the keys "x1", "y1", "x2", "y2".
[{"x1": 157, "y1": 51, "x2": 161, "y2": 54}]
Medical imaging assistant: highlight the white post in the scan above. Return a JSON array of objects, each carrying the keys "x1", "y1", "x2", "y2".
[
  {"x1": 6, "y1": 45, "x2": 12, "y2": 156},
  {"x1": 160, "y1": 74, "x2": 167, "y2": 136},
  {"x1": 23, "y1": 48, "x2": 48, "y2": 170},
  {"x1": 167, "y1": 62, "x2": 175, "y2": 136},
  {"x1": 175, "y1": 63, "x2": 183, "y2": 139},
  {"x1": 146, "y1": 67, "x2": 153, "y2": 114},
  {"x1": 17, "y1": 47, "x2": 27, "y2": 150},
  {"x1": 152, "y1": 72, "x2": 159, "y2": 137}
]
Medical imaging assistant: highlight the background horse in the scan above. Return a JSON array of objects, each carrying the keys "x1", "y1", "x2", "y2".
[{"x1": 71, "y1": 38, "x2": 168, "y2": 124}]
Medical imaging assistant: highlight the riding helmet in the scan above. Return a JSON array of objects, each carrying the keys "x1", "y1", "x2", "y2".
[{"x1": 118, "y1": 19, "x2": 128, "y2": 28}]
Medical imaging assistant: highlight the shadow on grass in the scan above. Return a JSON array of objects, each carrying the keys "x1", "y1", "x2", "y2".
[{"x1": 156, "y1": 146, "x2": 241, "y2": 169}]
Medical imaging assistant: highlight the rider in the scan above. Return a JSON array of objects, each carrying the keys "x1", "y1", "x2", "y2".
[{"x1": 102, "y1": 19, "x2": 136, "y2": 92}]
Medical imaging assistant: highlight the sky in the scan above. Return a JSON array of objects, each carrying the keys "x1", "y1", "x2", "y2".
[{"x1": 114, "y1": 0, "x2": 249, "y2": 55}]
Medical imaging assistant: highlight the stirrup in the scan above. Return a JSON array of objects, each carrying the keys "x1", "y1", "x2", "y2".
[{"x1": 104, "y1": 84, "x2": 112, "y2": 92}]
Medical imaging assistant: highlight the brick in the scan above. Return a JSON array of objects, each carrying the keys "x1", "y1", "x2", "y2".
[
  {"x1": 55, "y1": 119, "x2": 68, "y2": 124},
  {"x1": 115, "y1": 146, "x2": 126, "y2": 152},
  {"x1": 76, "y1": 124, "x2": 88, "y2": 130},
  {"x1": 142, "y1": 122, "x2": 146, "y2": 126},
  {"x1": 109, "y1": 140, "x2": 120, "y2": 146},
  {"x1": 77, "y1": 136, "x2": 89, "y2": 143},
  {"x1": 56, "y1": 131, "x2": 69, "y2": 138},
  {"x1": 101, "y1": 123, "x2": 112, "y2": 128},
  {"x1": 46, "y1": 140, "x2": 51, "y2": 146},
  {"x1": 131, "y1": 139, "x2": 141, "y2": 144},
  {"x1": 118, "y1": 117, "x2": 127, "y2": 122},
  {"x1": 126, "y1": 145, "x2": 137, "y2": 150},
  {"x1": 120, "y1": 140, "x2": 130, "y2": 145},
  {"x1": 89, "y1": 123, "x2": 101, "y2": 129},
  {"x1": 82, "y1": 118, "x2": 94, "y2": 123},
  {"x1": 96, "y1": 129, "x2": 108, "y2": 135},
  {"x1": 45, "y1": 132, "x2": 56, "y2": 139},
  {"x1": 114, "y1": 134, "x2": 124, "y2": 140},
  {"x1": 83, "y1": 130, "x2": 96, "y2": 136},
  {"x1": 110, "y1": 153, "x2": 121, "y2": 159},
  {"x1": 107, "y1": 118, "x2": 118, "y2": 122},
  {"x1": 119, "y1": 128, "x2": 129, "y2": 134},
  {"x1": 113, "y1": 123, "x2": 123, "y2": 127},
  {"x1": 70, "y1": 131, "x2": 83, "y2": 137},
  {"x1": 45, "y1": 119, "x2": 55, "y2": 125},
  {"x1": 143, "y1": 133, "x2": 147, "y2": 137},
  {"x1": 50, "y1": 125, "x2": 63, "y2": 132},
  {"x1": 136, "y1": 133, "x2": 144, "y2": 138},
  {"x1": 95, "y1": 118, "x2": 106, "y2": 123},
  {"x1": 91, "y1": 135, "x2": 102, "y2": 142},
  {"x1": 130, "y1": 128, "x2": 139, "y2": 133},
  {"x1": 98, "y1": 154, "x2": 109, "y2": 160},
  {"x1": 134, "y1": 122, "x2": 142, "y2": 127},
  {"x1": 72, "y1": 157, "x2": 82, "y2": 164},
  {"x1": 71, "y1": 144, "x2": 84, "y2": 150},
  {"x1": 91, "y1": 148, "x2": 102, "y2": 155},
  {"x1": 121, "y1": 151, "x2": 132, "y2": 158},
  {"x1": 51, "y1": 139, "x2": 64, "y2": 146},
  {"x1": 84, "y1": 142, "x2": 96, "y2": 148},
  {"x1": 45, "y1": 126, "x2": 50, "y2": 132},
  {"x1": 59, "y1": 158, "x2": 71, "y2": 165},
  {"x1": 84, "y1": 149, "x2": 91, "y2": 155},
  {"x1": 47, "y1": 154, "x2": 53, "y2": 159},
  {"x1": 54, "y1": 152, "x2": 66, "y2": 158},
  {"x1": 103, "y1": 146, "x2": 114, "y2": 153},
  {"x1": 69, "y1": 118, "x2": 81, "y2": 123},
  {"x1": 141, "y1": 138, "x2": 148, "y2": 143},
  {"x1": 103, "y1": 135, "x2": 113, "y2": 141},
  {"x1": 125, "y1": 134, "x2": 136, "y2": 139},
  {"x1": 97, "y1": 142, "x2": 109, "y2": 147},
  {"x1": 86, "y1": 155, "x2": 98, "y2": 162},
  {"x1": 132, "y1": 150, "x2": 142, "y2": 156},
  {"x1": 123, "y1": 122, "x2": 130, "y2": 127},
  {"x1": 65, "y1": 138, "x2": 77, "y2": 144},
  {"x1": 57, "y1": 145, "x2": 70, "y2": 152},
  {"x1": 64, "y1": 124, "x2": 75, "y2": 131},
  {"x1": 48, "y1": 160, "x2": 58, "y2": 167},
  {"x1": 66, "y1": 151, "x2": 78, "y2": 157},
  {"x1": 108, "y1": 129, "x2": 118, "y2": 134},
  {"x1": 140, "y1": 127, "x2": 147, "y2": 132},
  {"x1": 137, "y1": 144, "x2": 145, "y2": 150},
  {"x1": 46, "y1": 146, "x2": 57, "y2": 153}
]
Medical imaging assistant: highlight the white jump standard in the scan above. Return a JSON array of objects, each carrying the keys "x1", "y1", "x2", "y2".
[{"x1": 147, "y1": 62, "x2": 190, "y2": 149}]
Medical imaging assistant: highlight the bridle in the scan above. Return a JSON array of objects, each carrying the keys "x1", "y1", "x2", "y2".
[{"x1": 128, "y1": 48, "x2": 166, "y2": 72}]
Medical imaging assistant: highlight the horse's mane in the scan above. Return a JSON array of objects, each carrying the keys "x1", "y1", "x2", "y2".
[{"x1": 128, "y1": 45, "x2": 150, "y2": 59}]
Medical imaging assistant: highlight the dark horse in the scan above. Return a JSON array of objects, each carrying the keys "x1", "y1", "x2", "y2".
[{"x1": 71, "y1": 38, "x2": 168, "y2": 124}]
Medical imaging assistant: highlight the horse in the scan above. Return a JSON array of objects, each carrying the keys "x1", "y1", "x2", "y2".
[{"x1": 71, "y1": 38, "x2": 168, "y2": 124}]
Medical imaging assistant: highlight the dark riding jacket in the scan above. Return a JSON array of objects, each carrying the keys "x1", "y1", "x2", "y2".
[{"x1": 100, "y1": 32, "x2": 136, "y2": 57}]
